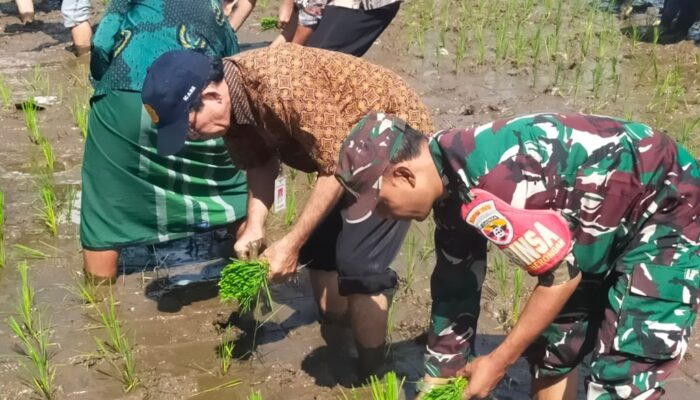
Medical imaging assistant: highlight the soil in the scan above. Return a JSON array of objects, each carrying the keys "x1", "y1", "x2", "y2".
[{"x1": 1, "y1": 1, "x2": 699, "y2": 399}]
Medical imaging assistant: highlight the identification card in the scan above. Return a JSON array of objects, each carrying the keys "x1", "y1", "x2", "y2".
[{"x1": 274, "y1": 176, "x2": 286, "y2": 212}]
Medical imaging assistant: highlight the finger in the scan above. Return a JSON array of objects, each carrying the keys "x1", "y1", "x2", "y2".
[
  {"x1": 459, "y1": 363, "x2": 473, "y2": 378},
  {"x1": 235, "y1": 246, "x2": 249, "y2": 260},
  {"x1": 249, "y1": 240, "x2": 261, "y2": 259}
]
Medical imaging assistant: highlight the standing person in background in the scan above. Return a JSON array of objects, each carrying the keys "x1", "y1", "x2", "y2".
[
  {"x1": 305, "y1": 0, "x2": 402, "y2": 56},
  {"x1": 659, "y1": 0, "x2": 700, "y2": 41},
  {"x1": 14, "y1": 0, "x2": 35, "y2": 24},
  {"x1": 81, "y1": 0, "x2": 248, "y2": 282},
  {"x1": 271, "y1": 0, "x2": 322, "y2": 46},
  {"x1": 224, "y1": 0, "x2": 257, "y2": 31},
  {"x1": 61, "y1": 0, "x2": 93, "y2": 57}
]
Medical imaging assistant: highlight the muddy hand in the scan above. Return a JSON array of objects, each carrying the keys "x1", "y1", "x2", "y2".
[
  {"x1": 459, "y1": 355, "x2": 506, "y2": 399},
  {"x1": 261, "y1": 238, "x2": 299, "y2": 283},
  {"x1": 234, "y1": 237, "x2": 264, "y2": 260}
]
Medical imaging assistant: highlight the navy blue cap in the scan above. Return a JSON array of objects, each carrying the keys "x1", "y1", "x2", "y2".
[{"x1": 142, "y1": 50, "x2": 213, "y2": 156}]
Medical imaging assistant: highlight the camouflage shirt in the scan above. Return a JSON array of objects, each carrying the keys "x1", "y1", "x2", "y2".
[{"x1": 430, "y1": 113, "x2": 700, "y2": 275}]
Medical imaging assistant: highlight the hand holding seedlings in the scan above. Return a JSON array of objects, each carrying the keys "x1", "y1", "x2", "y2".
[
  {"x1": 458, "y1": 355, "x2": 505, "y2": 399},
  {"x1": 260, "y1": 238, "x2": 300, "y2": 283}
]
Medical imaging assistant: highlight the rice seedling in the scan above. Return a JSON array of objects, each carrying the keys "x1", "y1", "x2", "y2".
[
  {"x1": 7, "y1": 314, "x2": 56, "y2": 399},
  {"x1": 305, "y1": 172, "x2": 316, "y2": 187},
  {"x1": 650, "y1": 66, "x2": 686, "y2": 113},
  {"x1": 0, "y1": 191, "x2": 5, "y2": 268},
  {"x1": 218, "y1": 259, "x2": 271, "y2": 313},
  {"x1": 218, "y1": 327, "x2": 235, "y2": 375},
  {"x1": 530, "y1": 27, "x2": 542, "y2": 69},
  {"x1": 510, "y1": 268, "x2": 524, "y2": 326},
  {"x1": 512, "y1": 22, "x2": 527, "y2": 68},
  {"x1": 453, "y1": 24, "x2": 469, "y2": 72},
  {"x1": 41, "y1": 139, "x2": 54, "y2": 174},
  {"x1": 15, "y1": 260, "x2": 36, "y2": 335},
  {"x1": 580, "y1": 11, "x2": 594, "y2": 58},
  {"x1": 678, "y1": 117, "x2": 700, "y2": 150},
  {"x1": 25, "y1": 64, "x2": 50, "y2": 96},
  {"x1": 69, "y1": 272, "x2": 101, "y2": 307},
  {"x1": 38, "y1": 181, "x2": 58, "y2": 237},
  {"x1": 0, "y1": 73, "x2": 11, "y2": 109},
  {"x1": 248, "y1": 391, "x2": 263, "y2": 400},
  {"x1": 259, "y1": 16, "x2": 278, "y2": 31},
  {"x1": 494, "y1": 19, "x2": 508, "y2": 62},
  {"x1": 475, "y1": 22, "x2": 486, "y2": 66},
  {"x1": 94, "y1": 288, "x2": 139, "y2": 392},
  {"x1": 402, "y1": 233, "x2": 417, "y2": 293},
  {"x1": 418, "y1": 219, "x2": 436, "y2": 262},
  {"x1": 70, "y1": 96, "x2": 89, "y2": 139},
  {"x1": 284, "y1": 186, "x2": 296, "y2": 227},
  {"x1": 14, "y1": 244, "x2": 49, "y2": 260},
  {"x1": 591, "y1": 62, "x2": 605, "y2": 98},
  {"x1": 63, "y1": 185, "x2": 77, "y2": 223},
  {"x1": 192, "y1": 379, "x2": 242, "y2": 397},
  {"x1": 492, "y1": 255, "x2": 509, "y2": 301},
  {"x1": 338, "y1": 371, "x2": 404, "y2": 400},
  {"x1": 21, "y1": 100, "x2": 42, "y2": 144},
  {"x1": 422, "y1": 377, "x2": 469, "y2": 400}
]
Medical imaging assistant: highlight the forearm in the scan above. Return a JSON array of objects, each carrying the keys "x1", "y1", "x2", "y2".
[
  {"x1": 491, "y1": 271, "x2": 581, "y2": 366},
  {"x1": 245, "y1": 157, "x2": 280, "y2": 233},
  {"x1": 228, "y1": 0, "x2": 256, "y2": 31},
  {"x1": 283, "y1": 174, "x2": 343, "y2": 249}
]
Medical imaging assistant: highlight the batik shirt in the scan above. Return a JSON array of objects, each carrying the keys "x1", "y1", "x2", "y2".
[
  {"x1": 430, "y1": 113, "x2": 700, "y2": 275},
  {"x1": 91, "y1": 0, "x2": 239, "y2": 95}
]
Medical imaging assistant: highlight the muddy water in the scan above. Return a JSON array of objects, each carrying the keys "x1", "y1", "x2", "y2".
[{"x1": 1, "y1": 1, "x2": 700, "y2": 399}]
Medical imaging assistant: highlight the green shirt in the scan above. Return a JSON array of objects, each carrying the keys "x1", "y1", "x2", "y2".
[{"x1": 91, "y1": 0, "x2": 239, "y2": 95}]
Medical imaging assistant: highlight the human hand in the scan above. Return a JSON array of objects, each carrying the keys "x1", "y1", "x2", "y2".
[
  {"x1": 277, "y1": 0, "x2": 294, "y2": 28},
  {"x1": 233, "y1": 227, "x2": 265, "y2": 260},
  {"x1": 458, "y1": 355, "x2": 507, "y2": 399},
  {"x1": 261, "y1": 238, "x2": 299, "y2": 283},
  {"x1": 304, "y1": 4, "x2": 324, "y2": 16}
]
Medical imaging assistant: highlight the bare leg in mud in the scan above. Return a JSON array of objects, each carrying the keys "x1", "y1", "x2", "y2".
[
  {"x1": 83, "y1": 248, "x2": 120, "y2": 281},
  {"x1": 15, "y1": 0, "x2": 34, "y2": 23},
  {"x1": 311, "y1": 269, "x2": 389, "y2": 377},
  {"x1": 532, "y1": 369, "x2": 578, "y2": 400},
  {"x1": 71, "y1": 21, "x2": 93, "y2": 57}
]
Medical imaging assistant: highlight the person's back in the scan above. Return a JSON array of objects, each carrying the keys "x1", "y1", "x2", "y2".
[
  {"x1": 81, "y1": 0, "x2": 245, "y2": 281},
  {"x1": 434, "y1": 112, "x2": 700, "y2": 274},
  {"x1": 92, "y1": 0, "x2": 239, "y2": 93}
]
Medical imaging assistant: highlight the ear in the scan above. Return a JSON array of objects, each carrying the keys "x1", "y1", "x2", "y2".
[
  {"x1": 200, "y1": 84, "x2": 223, "y2": 102},
  {"x1": 392, "y1": 165, "x2": 417, "y2": 188}
]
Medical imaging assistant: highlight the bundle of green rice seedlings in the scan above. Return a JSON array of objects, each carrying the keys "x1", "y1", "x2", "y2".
[
  {"x1": 422, "y1": 377, "x2": 468, "y2": 400},
  {"x1": 260, "y1": 17, "x2": 279, "y2": 31},
  {"x1": 218, "y1": 259, "x2": 271, "y2": 313}
]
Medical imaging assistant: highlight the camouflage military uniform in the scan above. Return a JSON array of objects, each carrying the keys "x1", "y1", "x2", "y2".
[{"x1": 426, "y1": 113, "x2": 700, "y2": 399}]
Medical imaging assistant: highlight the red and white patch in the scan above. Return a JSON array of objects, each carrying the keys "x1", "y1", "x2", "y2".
[
  {"x1": 461, "y1": 189, "x2": 573, "y2": 276},
  {"x1": 463, "y1": 200, "x2": 514, "y2": 246}
]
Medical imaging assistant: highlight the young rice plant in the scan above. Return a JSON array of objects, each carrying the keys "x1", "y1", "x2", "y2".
[
  {"x1": 422, "y1": 377, "x2": 469, "y2": 400},
  {"x1": 219, "y1": 259, "x2": 271, "y2": 313}
]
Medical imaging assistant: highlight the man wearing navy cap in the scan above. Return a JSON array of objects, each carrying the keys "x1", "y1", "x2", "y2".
[{"x1": 143, "y1": 44, "x2": 433, "y2": 380}]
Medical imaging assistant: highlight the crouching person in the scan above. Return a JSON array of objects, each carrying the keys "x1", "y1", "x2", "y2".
[{"x1": 335, "y1": 112, "x2": 699, "y2": 399}]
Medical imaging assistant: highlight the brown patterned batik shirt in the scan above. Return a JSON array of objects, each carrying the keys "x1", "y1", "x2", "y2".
[{"x1": 222, "y1": 43, "x2": 434, "y2": 175}]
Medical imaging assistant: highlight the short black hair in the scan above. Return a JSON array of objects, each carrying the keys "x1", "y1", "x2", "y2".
[
  {"x1": 389, "y1": 124, "x2": 428, "y2": 164},
  {"x1": 188, "y1": 57, "x2": 225, "y2": 112}
]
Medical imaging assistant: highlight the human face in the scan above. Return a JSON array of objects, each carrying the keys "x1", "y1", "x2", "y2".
[
  {"x1": 377, "y1": 160, "x2": 439, "y2": 221},
  {"x1": 187, "y1": 82, "x2": 231, "y2": 140}
]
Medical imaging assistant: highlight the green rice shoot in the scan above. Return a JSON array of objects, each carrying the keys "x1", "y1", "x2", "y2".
[
  {"x1": 247, "y1": 390, "x2": 263, "y2": 400},
  {"x1": 0, "y1": 190, "x2": 5, "y2": 268},
  {"x1": 260, "y1": 16, "x2": 278, "y2": 31},
  {"x1": 0, "y1": 73, "x2": 11, "y2": 109},
  {"x1": 14, "y1": 244, "x2": 49, "y2": 260},
  {"x1": 422, "y1": 377, "x2": 469, "y2": 400},
  {"x1": 70, "y1": 96, "x2": 89, "y2": 139},
  {"x1": 21, "y1": 100, "x2": 42, "y2": 144},
  {"x1": 338, "y1": 371, "x2": 404, "y2": 400},
  {"x1": 219, "y1": 259, "x2": 271, "y2": 314}
]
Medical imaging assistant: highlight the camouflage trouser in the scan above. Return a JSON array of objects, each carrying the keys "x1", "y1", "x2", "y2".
[{"x1": 426, "y1": 186, "x2": 700, "y2": 399}]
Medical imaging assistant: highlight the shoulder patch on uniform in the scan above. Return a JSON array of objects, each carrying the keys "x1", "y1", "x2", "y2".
[{"x1": 463, "y1": 199, "x2": 514, "y2": 245}]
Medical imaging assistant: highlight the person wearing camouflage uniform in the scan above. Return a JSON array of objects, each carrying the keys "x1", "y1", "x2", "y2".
[{"x1": 335, "y1": 112, "x2": 700, "y2": 399}]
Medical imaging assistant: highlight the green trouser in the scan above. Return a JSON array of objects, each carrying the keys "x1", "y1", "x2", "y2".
[{"x1": 80, "y1": 89, "x2": 247, "y2": 250}]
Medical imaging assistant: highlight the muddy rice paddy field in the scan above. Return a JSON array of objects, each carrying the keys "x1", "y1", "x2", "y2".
[{"x1": 1, "y1": 0, "x2": 700, "y2": 399}]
